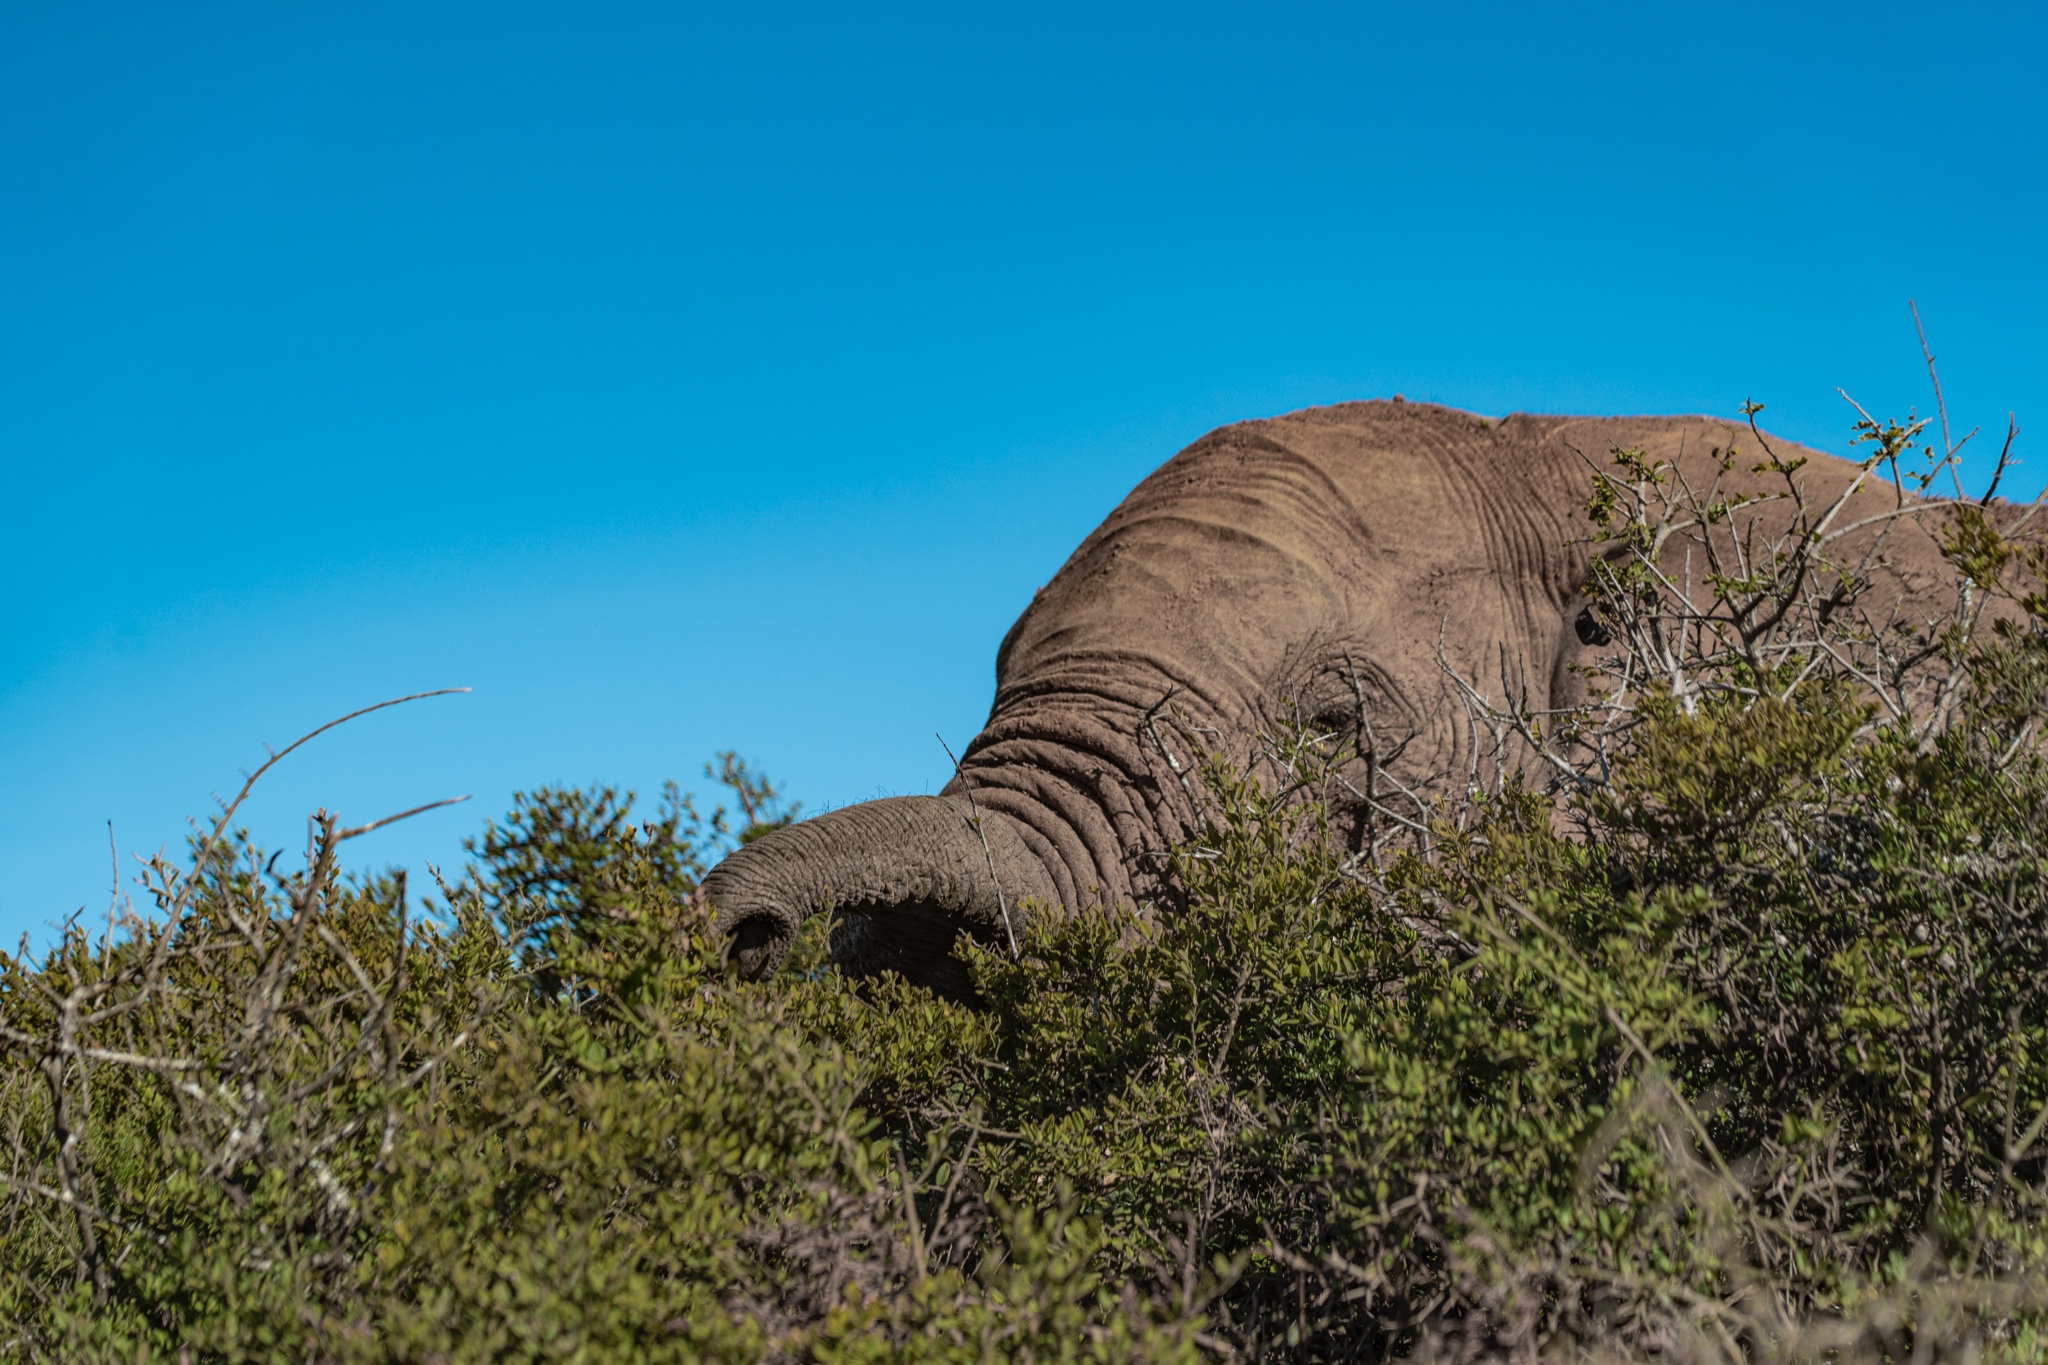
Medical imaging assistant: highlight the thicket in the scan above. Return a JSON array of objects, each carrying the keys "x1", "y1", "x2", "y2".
[{"x1": 6, "y1": 397, "x2": 2048, "y2": 1362}]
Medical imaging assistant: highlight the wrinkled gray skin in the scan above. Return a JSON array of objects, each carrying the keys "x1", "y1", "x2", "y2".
[{"x1": 703, "y1": 400, "x2": 1958, "y2": 994}]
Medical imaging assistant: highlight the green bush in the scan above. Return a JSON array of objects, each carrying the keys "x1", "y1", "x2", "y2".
[
  {"x1": 7, "y1": 408, "x2": 2048, "y2": 1361},
  {"x1": 0, "y1": 761, "x2": 1205, "y2": 1363}
]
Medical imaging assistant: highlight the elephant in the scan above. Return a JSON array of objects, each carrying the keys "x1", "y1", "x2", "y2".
[{"x1": 702, "y1": 398, "x2": 1964, "y2": 994}]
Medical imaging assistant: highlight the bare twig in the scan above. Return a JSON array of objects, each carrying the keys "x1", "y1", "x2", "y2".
[
  {"x1": 337, "y1": 794, "x2": 472, "y2": 842},
  {"x1": 158, "y1": 688, "x2": 472, "y2": 934},
  {"x1": 1913, "y1": 299, "x2": 1972, "y2": 499},
  {"x1": 1982, "y1": 413, "x2": 2021, "y2": 507}
]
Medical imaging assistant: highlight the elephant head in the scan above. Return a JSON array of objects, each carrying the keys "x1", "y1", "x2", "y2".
[{"x1": 701, "y1": 400, "x2": 1958, "y2": 990}]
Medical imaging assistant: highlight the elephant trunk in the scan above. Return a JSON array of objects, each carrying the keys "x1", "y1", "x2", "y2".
[{"x1": 698, "y1": 794, "x2": 1062, "y2": 996}]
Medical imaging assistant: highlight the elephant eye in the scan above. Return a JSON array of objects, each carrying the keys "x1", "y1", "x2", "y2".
[{"x1": 1575, "y1": 608, "x2": 1613, "y2": 647}]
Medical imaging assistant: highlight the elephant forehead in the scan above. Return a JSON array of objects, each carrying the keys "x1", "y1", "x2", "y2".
[
  {"x1": 1002, "y1": 514, "x2": 1360, "y2": 687},
  {"x1": 1092, "y1": 416, "x2": 1509, "y2": 565},
  {"x1": 993, "y1": 410, "x2": 1593, "y2": 717}
]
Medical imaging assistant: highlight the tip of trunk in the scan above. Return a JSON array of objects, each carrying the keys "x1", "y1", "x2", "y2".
[{"x1": 698, "y1": 794, "x2": 1061, "y2": 994}]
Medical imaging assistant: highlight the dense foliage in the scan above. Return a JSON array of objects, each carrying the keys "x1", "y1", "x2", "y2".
[{"x1": 7, "y1": 409, "x2": 2048, "y2": 1361}]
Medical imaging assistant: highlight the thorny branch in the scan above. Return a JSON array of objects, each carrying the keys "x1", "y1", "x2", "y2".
[
  {"x1": 0, "y1": 692, "x2": 490, "y2": 1309},
  {"x1": 1443, "y1": 396, "x2": 2038, "y2": 810}
]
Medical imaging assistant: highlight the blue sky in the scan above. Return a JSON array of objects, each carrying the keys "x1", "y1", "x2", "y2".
[{"x1": 4, "y1": 1, "x2": 2044, "y2": 946}]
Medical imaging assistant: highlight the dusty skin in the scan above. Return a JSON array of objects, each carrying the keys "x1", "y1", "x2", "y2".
[{"x1": 701, "y1": 399, "x2": 1963, "y2": 992}]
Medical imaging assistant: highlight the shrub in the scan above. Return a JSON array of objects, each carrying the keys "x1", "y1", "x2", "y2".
[{"x1": 0, "y1": 757, "x2": 1204, "y2": 1362}]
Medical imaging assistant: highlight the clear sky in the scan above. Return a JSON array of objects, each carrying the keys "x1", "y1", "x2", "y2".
[{"x1": 4, "y1": 1, "x2": 2044, "y2": 947}]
